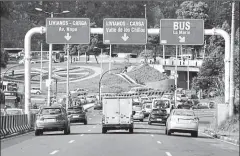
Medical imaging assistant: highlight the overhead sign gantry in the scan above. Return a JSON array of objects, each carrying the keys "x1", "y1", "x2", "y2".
[
  {"x1": 160, "y1": 19, "x2": 204, "y2": 45},
  {"x1": 46, "y1": 18, "x2": 90, "y2": 44},
  {"x1": 103, "y1": 18, "x2": 147, "y2": 44}
]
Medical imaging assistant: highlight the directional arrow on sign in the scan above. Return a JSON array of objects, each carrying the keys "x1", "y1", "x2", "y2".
[
  {"x1": 121, "y1": 33, "x2": 129, "y2": 41},
  {"x1": 178, "y1": 36, "x2": 185, "y2": 43},
  {"x1": 64, "y1": 33, "x2": 72, "y2": 41}
]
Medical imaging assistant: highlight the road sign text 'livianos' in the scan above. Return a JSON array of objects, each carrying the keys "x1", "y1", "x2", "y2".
[
  {"x1": 46, "y1": 18, "x2": 90, "y2": 44},
  {"x1": 103, "y1": 18, "x2": 147, "y2": 44},
  {"x1": 160, "y1": 19, "x2": 204, "y2": 45}
]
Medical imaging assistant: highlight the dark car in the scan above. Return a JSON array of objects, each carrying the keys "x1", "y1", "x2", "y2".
[
  {"x1": 35, "y1": 105, "x2": 70, "y2": 136},
  {"x1": 67, "y1": 106, "x2": 87, "y2": 124},
  {"x1": 94, "y1": 104, "x2": 102, "y2": 110},
  {"x1": 148, "y1": 109, "x2": 168, "y2": 126}
]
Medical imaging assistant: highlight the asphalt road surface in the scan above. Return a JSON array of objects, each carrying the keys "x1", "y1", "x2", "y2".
[{"x1": 1, "y1": 109, "x2": 238, "y2": 156}]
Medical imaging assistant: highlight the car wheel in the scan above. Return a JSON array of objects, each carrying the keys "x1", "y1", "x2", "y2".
[
  {"x1": 35, "y1": 130, "x2": 40, "y2": 136},
  {"x1": 165, "y1": 128, "x2": 167, "y2": 135},
  {"x1": 191, "y1": 131, "x2": 198, "y2": 137},
  {"x1": 148, "y1": 121, "x2": 151, "y2": 125},
  {"x1": 64, "y1": 126, "x2": 69, "y2": 135},
  {"x1": 102, "y1": 127, "x2": 107, "y2": 134},
  {"x1": 84, "y1": 120, "x2": 87, "y2": 125},
  {"x1": 140, "y1": 119, "x2": 144, "y2": 122},
  {"x1": 67, "y1": 126, "x2": 71, "y2": 134},
  {"x1": 129, "y1": 128, "x2": 133, "y2": 133},
  {"x1": 167, "y1": 128, "x2": 171, "y2": 135}
]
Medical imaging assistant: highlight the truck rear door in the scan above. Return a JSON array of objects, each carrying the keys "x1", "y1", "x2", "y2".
[
  {"x1": 119, "y1": 99, "x2": 132, "y2": 124},
  {"x1": 103, "y1": 99, "x2": 120, "y2": 124}
]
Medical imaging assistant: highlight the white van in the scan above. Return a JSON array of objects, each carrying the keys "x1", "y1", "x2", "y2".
[{"x1": 102, "y1": 97, "x2": 134, "y2": 133}]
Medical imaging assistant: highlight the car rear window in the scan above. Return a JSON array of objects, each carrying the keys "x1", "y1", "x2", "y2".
[
  {"x1": 173, "y1": 111, "x2": 194, "y2": 116},
  {"x1": 152, "y1": 110, "x2": 167, "y2": 115},
  {"x1": 68, "y1": 107, "x2": 83, "y2": 112},
  {"x1": 41, "y1": 108, "x2": 62, "y2": 115}
]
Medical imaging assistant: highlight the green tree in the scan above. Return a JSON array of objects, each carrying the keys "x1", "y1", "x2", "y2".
[{"x1": 175, "y1": 1, "x2": 209, "y2": 58}]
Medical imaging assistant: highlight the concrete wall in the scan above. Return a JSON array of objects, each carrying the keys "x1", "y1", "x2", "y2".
[{"x1": 145, "y1": 79, "x2": 174, "y2": 91}]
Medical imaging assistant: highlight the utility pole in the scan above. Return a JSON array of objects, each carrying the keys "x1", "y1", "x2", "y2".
[
  {"x1": 229, "y1": 1, "x2": 235, "y2": 116},
  {"x1": 174, "y1": 45, "x2": 178, "y2": 107},
  {"x1": 109, "y1": 45, "x2": 112, "y2": 74},
  {"x1": 40, "y1": 42, "x2": 43, "y2": 91},
  {"x1": 47, "y1": 12, "x2": 53, "y2": 106}
]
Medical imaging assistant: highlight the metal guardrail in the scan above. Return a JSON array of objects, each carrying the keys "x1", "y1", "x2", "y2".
[
  {"x1": 0, "y1": 114, "x2": 36, "y2": 137},
  {"x1": 158, "y1": 59, "x2": 203, "y2": 67}
]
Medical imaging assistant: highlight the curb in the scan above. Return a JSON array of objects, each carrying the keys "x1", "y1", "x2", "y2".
[
  {"x1": 1, "y1": 128, "x2": 34, "y2": 141},
  {"x1": 203, "y1": 129, "x2": 239, "y2": 145}
]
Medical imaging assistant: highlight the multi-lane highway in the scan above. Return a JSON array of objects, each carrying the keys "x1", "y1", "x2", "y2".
[{"x1": 1, "y1": 109, "x2": 239, "y2": 156}]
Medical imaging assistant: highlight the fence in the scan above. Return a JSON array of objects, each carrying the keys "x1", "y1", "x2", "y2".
[{"x1": 0, "y1": 114, "x2": 36, "y2": 138}]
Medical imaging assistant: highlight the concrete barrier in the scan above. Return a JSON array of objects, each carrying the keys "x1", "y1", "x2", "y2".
[{"x1": 0, "y1": 114, "x2": 36, "y2": 137}]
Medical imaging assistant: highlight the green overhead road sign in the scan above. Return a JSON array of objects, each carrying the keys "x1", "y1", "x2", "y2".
[
  {"x1": 103, "y1": 18, "x2": 147, "y2": 45},
  {"x1": 160, "y1": 19, "x2": 204, "y2": 45},
  {"x1": 46, "y1": 18, "x2": 90, "y2": 44}
]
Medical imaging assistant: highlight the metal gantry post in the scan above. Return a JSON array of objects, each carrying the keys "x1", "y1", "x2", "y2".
[{"x1": 24, "y1": 26, "x2": 46, "y2": 125}]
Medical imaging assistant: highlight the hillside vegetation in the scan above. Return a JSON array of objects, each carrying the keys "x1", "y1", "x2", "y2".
[{"x1": 126, "y1": 64, "x2": 168, "y2": 85}]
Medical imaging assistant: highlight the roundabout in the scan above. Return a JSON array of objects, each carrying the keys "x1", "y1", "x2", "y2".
[{"x1": 2, "y1": 65, "x2": 101, "y2": 84}]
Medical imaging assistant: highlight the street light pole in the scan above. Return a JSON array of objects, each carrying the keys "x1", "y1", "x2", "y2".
[
  {"x1": 35, "y1": 8, "x2": 70, "y2": 106},
  {"x1": 66, "y1": 44, "x2": 70, "y2": 110},
  {"x1": 47, "y1": 12, "x2": 53, "y2": 106},
  {"x1": 40, "y1": 42, "x2": 43, "y2": 91},
  {"x1": 99, "y1": 68, "x2": 123, "y2": 104},
  {"x1": 229, "y1": 1, "x2": 235, "y2": 116},
  {"x1": 174, "y1": 45, "x2": 178, "y2": 107}
]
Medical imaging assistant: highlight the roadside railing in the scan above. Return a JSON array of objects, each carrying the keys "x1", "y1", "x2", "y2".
[{"x1": 0, "y1": 114, "x2": 36, "y2": 138}]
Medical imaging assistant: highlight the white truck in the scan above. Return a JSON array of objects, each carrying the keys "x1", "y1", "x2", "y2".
[{"x1": 102, "y1": 97, "x2": 134, "y2": 134}]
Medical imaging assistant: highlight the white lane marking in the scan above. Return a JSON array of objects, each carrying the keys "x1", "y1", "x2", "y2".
[
  {"x1": 165, "y1": 152, "x2": 172, "y2": 156},
  {"x1": 93, "y1": 115, "x2": 96, "y2": 116},
  {"x1": 80, "y1": 134, "x2": 84, "y2": 136},
  {"x1": 89, "y1": 118, "x2": 92, "y2": 120},
  {"x1": 93, "y1": 126, "x2": 96, "y2": 128},
  {"x1": 50, "y1": 150, "x2": 59, "y2": 155},
  {"x1": 69, "y1": 140, "x2": 75, "y2": 143},
  {"x1": 88, "y1": 130, "x2": 91, "y2": 132},
  {"x1": 146, "y1": 130, "x2": 149, "y2": 132},
  {"x1": 151, "y1": 134, "x2": 154, "y2": 137},
  {"x1": 157, "y1": 141, "x2": 162, "y2": 144}
]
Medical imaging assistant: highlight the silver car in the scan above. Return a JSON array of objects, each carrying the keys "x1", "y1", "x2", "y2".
[
  {"x1": 34, "y1": 105, "x2": 70, "y2": 136},
  {"x1": 165, "y1": 109, "x2": 199, "y2": 137}
]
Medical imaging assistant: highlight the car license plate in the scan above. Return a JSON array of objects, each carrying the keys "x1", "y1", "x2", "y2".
[
  {"x1": 73, "y1": 115, "x2": 79, "y2": 118},
  {"x1": 44, "y1": 119, "x2": 55, "y2": 122},
  {"x1": 157, "y1": 119, "x2": 162, "y2": 121}
]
